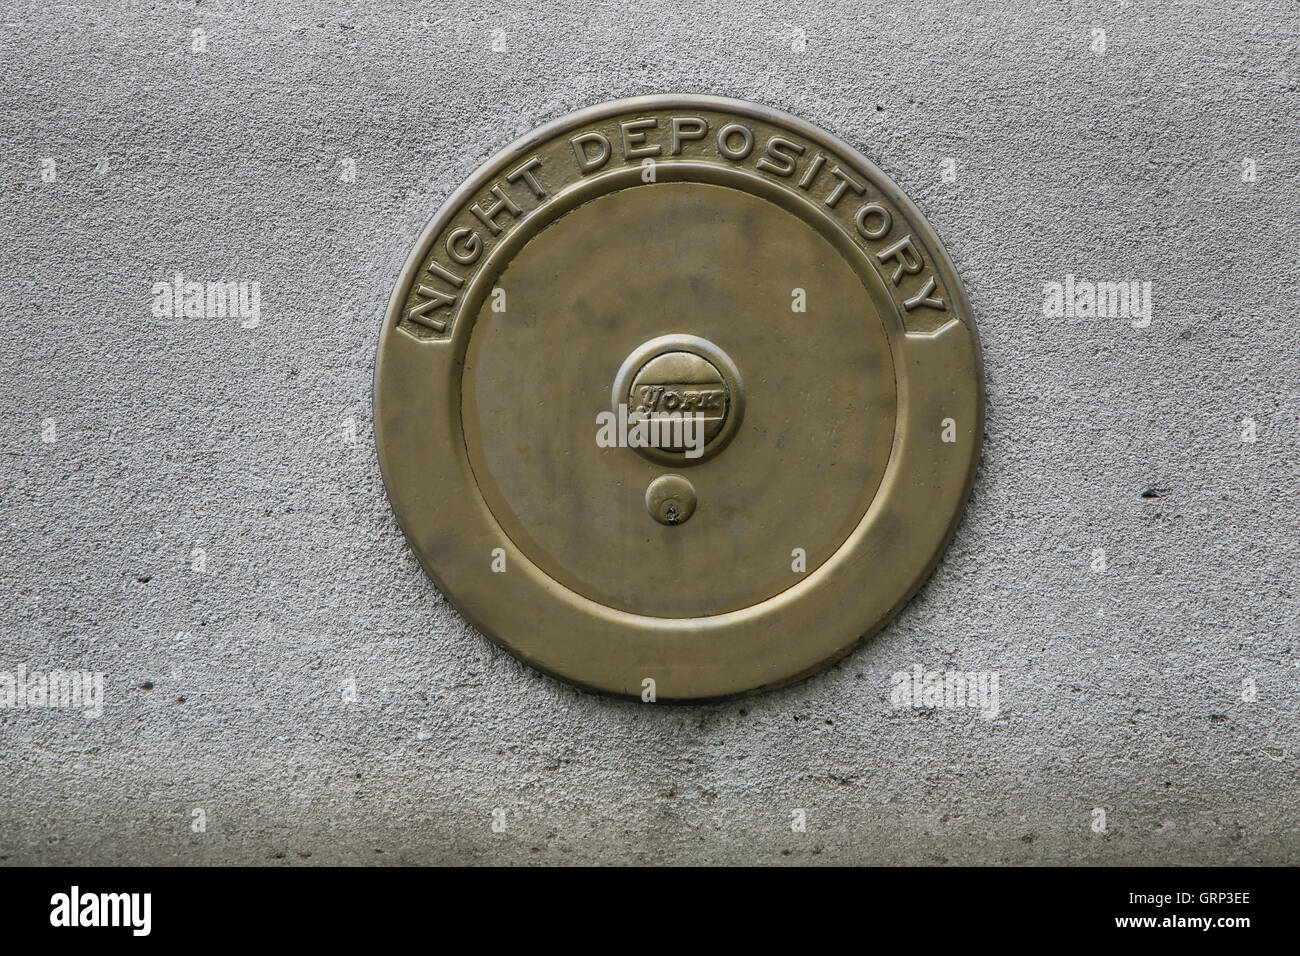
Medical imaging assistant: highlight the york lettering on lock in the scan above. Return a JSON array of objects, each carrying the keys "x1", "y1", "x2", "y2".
[{"x1": 633, "y1": 385, "x2": 725, "y2": 415}]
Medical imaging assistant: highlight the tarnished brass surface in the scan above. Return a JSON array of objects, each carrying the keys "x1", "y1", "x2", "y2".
[{"x1": 374, "y1": 95, "x2": 983, "y2": 700}]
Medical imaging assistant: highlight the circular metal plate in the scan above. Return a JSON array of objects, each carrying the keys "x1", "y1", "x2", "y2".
[{"x1": 375, "y1": 95, "x2": 983, "y2": 700}]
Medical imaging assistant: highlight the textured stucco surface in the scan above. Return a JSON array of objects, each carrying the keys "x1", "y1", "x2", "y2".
[{"x1": 2, "y1": 0, "x2": 1298, "y2": 865}]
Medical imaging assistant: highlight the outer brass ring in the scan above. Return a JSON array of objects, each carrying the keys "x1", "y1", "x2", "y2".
[{"x1": 374, "y1": 95, "x2": 984, "y2": 700}]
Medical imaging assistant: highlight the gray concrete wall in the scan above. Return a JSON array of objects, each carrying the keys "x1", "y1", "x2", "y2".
[{"x1": 2, "y1": 0, "x2": 1297, "y2": 865}]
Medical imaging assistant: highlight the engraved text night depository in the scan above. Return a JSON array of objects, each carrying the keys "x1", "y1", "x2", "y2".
[{"x1": 400, "y1": 111, "x2": 953, "y2": 341}]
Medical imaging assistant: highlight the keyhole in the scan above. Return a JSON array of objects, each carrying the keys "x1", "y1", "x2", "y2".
[{"x1": 645, "y1": 474, "x2": 697, "y2": 526}]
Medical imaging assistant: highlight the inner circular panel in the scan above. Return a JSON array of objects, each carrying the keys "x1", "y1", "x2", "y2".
[{"x1": 462, "y1": 180, "x2": 897, "y2": 618}]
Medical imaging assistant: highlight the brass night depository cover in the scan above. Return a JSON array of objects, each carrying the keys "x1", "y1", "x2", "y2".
[{"x1": 374, "y1": 95, "x2": 983, "y2": 700}]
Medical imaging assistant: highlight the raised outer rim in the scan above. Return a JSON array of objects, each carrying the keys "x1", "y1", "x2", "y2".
[{"x1": 374, "y1": 94, "x2": 985, "y2": 701}]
